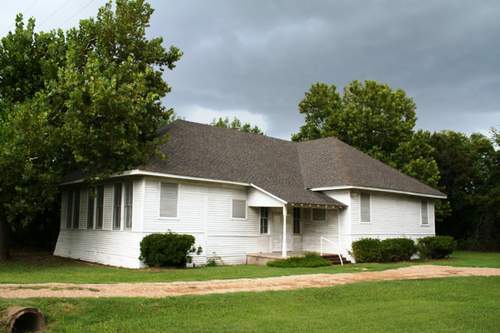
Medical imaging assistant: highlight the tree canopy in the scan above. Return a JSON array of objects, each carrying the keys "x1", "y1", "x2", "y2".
[
  {"x1": 429, "y1": 130, "x2": 499, "y2": 250},
  {"x1": 211, "y1": 117, "x2": 264, "y2": 134},
  {"x1": 293, "y1": 80, "x2": 499, "y2": 250},
  {"x1": 292, "y1": 80, "x2": 436, "y2": 185},
  {"x1": 0, "y1": 0, "x2": 181, "y2": 259}
]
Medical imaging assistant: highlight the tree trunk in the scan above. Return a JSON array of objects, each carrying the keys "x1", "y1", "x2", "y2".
[{"x1": 0, "y1": 218, "x2": 10, "y2": 261}]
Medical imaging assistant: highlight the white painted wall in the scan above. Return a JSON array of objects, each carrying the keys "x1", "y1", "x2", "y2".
[
  {"x1": 324, "y1": 189, "x2": 436, "y2": 261},
  {"x1": 54, "y1": 180, "x2": 149, "y2": 268},
  {"x1": 141, "y1": 176, "x2": 274, "y2": 265},
  {"x1": 54, "y1": 176, "x2": 437, "y2": 268},
  {"x1": 247, "y1": 188, "x2": 283, "y2": 207},
  {"x1": 54, "y1": 230, "x2": 145, "y2": 268},
  {"x1": 55, "y1": 176, "x2": 273, "y2": 268},
  {"x1": 302, "y1": 208, "x2": 339, "y2": 254}
]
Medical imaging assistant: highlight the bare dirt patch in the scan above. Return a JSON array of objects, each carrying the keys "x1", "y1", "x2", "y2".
[{"x1": 1, "y1": 265, "x2": 499, "y2": 298}]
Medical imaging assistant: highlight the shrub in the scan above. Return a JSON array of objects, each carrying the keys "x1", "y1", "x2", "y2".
[
  {"x1": 205, "y1": 258, "x2": 218, "y2": 267},
  {"x1": 139, "y1": 233, "x2": 201, "y2": 267},
  {"x1": 352, "y1": 238, "x2": 382, "y2": 263},
  {"x1": 267, "y1": 252, "x2": 331, "y2": 268},
  {"x1": 417, "y1": 236, "x2": 456, "y2": 259},
  {"x1": 380, "y1": 238, "x2": 416, "y2": 262}
]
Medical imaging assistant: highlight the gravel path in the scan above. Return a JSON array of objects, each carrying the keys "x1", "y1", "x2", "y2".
[{"x1": 1, "y1": 265, "x2": 499, "y2": 298}]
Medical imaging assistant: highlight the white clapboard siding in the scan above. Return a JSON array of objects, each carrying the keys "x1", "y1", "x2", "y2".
[
  {"x1": 55, "y1": 180, "x2": 147, "y2": 268},
  {"x1": 54, "y1": 229, "x2": 145, "y2": 268},
  {"x1": 56, "y1": 175, "x2": 438, "y2": 268},
  {"x1": 349, "y1": 191, "x2": 436, "y2": 241},
  {"x1": 302, "y1": 209, "x2": 339, "y2": 253},
  {"x1": 141, "y1": 177, "x2": 266, "y2": 265}
]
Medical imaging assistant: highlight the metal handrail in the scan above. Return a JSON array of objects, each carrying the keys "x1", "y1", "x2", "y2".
[{"x1": 320, "y1": 236, "x2": 344, "y2": 266}]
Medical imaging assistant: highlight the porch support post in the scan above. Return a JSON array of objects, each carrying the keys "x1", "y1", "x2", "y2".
[{"x1": 281, "y1": 205, "x2": 287, "y2": 258}]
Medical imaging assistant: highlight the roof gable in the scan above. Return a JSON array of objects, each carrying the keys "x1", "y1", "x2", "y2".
[{"x1": 297, "y1": 137, "x2": 444, "y2": 197}]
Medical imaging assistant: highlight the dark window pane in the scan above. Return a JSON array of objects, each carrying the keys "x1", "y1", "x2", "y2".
[
  {"x1": 293, "y1": 207, "x2": 301, "y2": 234},
  {"x1": 96, "y1": 186, "x2": 104, "y2": 229},
  {"x1": 260, "y1": 207, "x2": 268, "y2": 234},
  {"x1": 125, "y1": 182, "x2": 133, "y2": 229},
  {"x1": 87, "y1": 188, "x2": 95, "y2": 229},
  {"x1": 113, "y1": 183, "x2": 122, "y2": 229},
  {"x1": 73, "y1": 190, "x2": 80, "y2": 229}
]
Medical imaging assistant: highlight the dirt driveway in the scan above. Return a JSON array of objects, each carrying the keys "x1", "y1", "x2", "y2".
[{"x1": 1, "y1": 265, "x2": 499, "y2": 298}]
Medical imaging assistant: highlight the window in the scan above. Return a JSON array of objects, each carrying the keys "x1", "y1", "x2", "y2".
[
  {"x1": 160, "y1": 182, "x2": 178, "y2": 217},
  {"x1": 312, "y1": 208, "x2": 326, "y2": 221},
  {"x1": 87, "y1": 188, "x2": 95, "y2": 229},
  {"x1": 421, "y1": 200, "x2": 429, "y2": 225},
  {"x1": 260, "y1": 207, "x2": 269, "y2": 234},
  {"x1": 360, "y1": 193, "x2": 371, "y2": 223},
  {"x1": 96, "y1": 186, "x2": 104, "y2": 229},
  {"x1": 72, "y1": 190, "x2": 80, "y2": 229},
  {"x1": 232, "y1": 199, "x2": 246, "y2": 219},
  {"x1": 293, "y1": 207, "x2": 301, "y2": 234},
  {"x1": 124, "y1": 182, "x2": 133, "y2": 229},
  {"x1": 113, "y1": 183, "x2": 122, "y2": 229},
  {"x1": 66, "y1": 190, "x2": 73, "y2": 229}
]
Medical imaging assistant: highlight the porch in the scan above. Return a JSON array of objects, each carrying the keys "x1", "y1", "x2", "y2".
[
  {"x1": 246, "y1": 251, "x2": 350, "y2": 266},
  {"x1": 247, "y1": 200, "x2": 347, "y2": 263}
]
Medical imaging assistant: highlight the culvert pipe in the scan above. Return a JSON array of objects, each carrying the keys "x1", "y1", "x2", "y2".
[{"x1": 1, "y1": 306, "x2": 45, "y2": 333}]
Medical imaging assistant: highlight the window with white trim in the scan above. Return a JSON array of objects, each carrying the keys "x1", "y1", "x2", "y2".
[
  {"x1": 293, "y1": 207, "x2": 301, "y2": 234},
  {"x1": 95, "y1": 186, "x2": 104, "y2": 229},
  {"x1": 160, "y1": 182, "x2": 178, "y2": 217},
  {"x1": 312, "y1": 208, "x2": 326, "y2": 221},
  {"x1": 360, "y1": 193, "x2": 371, "y2": 223},
  {"x1": 87, "y1": 188, "x2": 95, "y2": 229},
  {"x1": 260, "y1": 207, "x2": 269, "y2": 234},
  {"x1": 232, "y1": 199, "x2": 246, "y2": 219},
  {"x1": 72, "y1": 190, "x2": 80, "y2": 229},
  {"x1": 421, "y1": 200, "x2": 429, "y2": 225},
  {"x1": 124, "y1": 182, "x2": 133, "y2": 229},
  {"x1": 113, "y1": 183, "x2": 122, "y2": 230}
]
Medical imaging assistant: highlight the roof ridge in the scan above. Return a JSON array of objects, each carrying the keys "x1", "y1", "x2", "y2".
[{"x1": 168, "y1": 119, "x2": 295, "y2": 144}]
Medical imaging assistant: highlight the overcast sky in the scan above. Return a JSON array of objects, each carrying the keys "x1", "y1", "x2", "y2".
[{"x1": 1, "y1": 1, "x2": 499, "y2": 139}]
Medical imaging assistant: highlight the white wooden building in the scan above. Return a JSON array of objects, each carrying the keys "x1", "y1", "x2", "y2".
[{"x1": 54, "y1": 120, "x2": 445, "y2": 268}]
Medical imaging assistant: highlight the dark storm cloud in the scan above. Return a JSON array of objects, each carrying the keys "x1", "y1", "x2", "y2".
[
  {"x1": 1, "y1": 1, "x2": 499, "y2": 138},
  {"x1": 149, "y1": 0, "x2": 500, "y2": 138}
]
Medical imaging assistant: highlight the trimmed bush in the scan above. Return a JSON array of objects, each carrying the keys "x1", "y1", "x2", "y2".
[
  {"x1": 267, "y1": 252, "x2": 331, "y2": 268},
  {"x1": 352, "y1": 238, "x2": 381, "y2": 263},
  {"x1": 380, "y1": 238, "x2": 416, "y2": 262},
  {"x1": 417, "y1": 236, "x2": 456, "y2": 259},
  {"x1": 139, "y1": 233, "x2": 200, "y2": 267}
]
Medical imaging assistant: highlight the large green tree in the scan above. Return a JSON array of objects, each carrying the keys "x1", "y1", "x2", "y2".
[
  {"x1": 430, "y1": 130, "x2": 499, "y2": 250},
  {"x1": 292, "y1": 80, "x2": 437, "y2": 186},
  {"x1": 293, "y1": 80, "x2": 499, "y2": 248},
  {"x1": 0, "y1": 0, "x2": 181, "y2": 259}
]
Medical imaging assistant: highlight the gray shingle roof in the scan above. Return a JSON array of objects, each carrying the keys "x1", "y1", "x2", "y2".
[
  {"x1": 297, "y1": 137, "x2": 445, "y2": 197},
  {"x1": 139, "y1": 120, "x2": 444, "y2": 203}
]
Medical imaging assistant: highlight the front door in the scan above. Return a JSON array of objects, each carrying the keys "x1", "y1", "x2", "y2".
[{"x1": 271, "y1": 213, "x2": 293, "y2": 252}]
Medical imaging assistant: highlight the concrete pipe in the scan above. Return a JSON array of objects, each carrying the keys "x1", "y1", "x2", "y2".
[{"x1": 1, "y1": 306, "x2": 45, "y2": 333}]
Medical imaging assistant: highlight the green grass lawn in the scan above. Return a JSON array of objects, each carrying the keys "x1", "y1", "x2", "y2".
[
  {"x1": 1, "y1": 277, "x2": 499, "y2": 332},
  {"x1": 0, "y1": 251, "x2": 498, "y2": 284}
]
